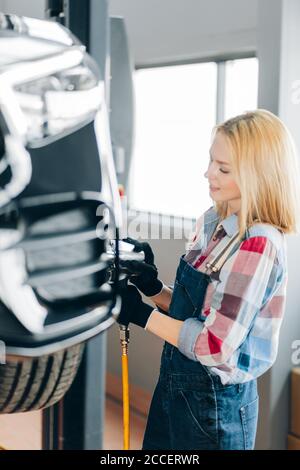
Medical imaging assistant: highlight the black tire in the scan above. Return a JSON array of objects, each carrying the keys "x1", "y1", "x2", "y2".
[{"x1": 0, "y1": 343, "x2": 84, "y2": 414}]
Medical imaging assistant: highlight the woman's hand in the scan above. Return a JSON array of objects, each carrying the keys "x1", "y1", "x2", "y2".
[
  {"x1": 123, "y1": 237, "x2": 155, "y2": 264},
  {"x1": 116, "y1": 285, "x2": 155, "y2": 328},
  {"x1": 120, "y1": 237, "x2": 163, "y2": 297}
]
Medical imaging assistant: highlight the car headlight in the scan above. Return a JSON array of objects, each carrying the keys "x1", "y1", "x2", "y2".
[
  {"x1": 14, "y1": 57, "x2": 103, "y2": 146},
  {"x1": 0, "y1": 13, "x2": 113, "y2": 209}
]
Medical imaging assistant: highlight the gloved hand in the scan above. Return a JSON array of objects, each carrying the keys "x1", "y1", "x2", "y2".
[
  {"x1": 117, "y1": 285, "x2": 155, "y2": 328},
  {"x1": 120, "y1": 237, "x2": 163, "y2": 297}
]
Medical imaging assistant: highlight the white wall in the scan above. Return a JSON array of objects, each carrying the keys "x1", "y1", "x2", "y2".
[
  {"x1": 110, "y1": 0, "x2": 258, "y2": 65},
  {"x1": 0, "y1": 0, "x2": 45, "y2": 18}
]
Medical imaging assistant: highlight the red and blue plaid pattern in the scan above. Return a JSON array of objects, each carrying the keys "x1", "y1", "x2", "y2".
[{"x1": 178, "y1": 206, "x2": 287, "y2": 384}]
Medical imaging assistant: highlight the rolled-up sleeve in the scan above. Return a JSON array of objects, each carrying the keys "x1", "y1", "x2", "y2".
[{"x1": 177, "y1": 236, "x2": 279, "y2": 366}]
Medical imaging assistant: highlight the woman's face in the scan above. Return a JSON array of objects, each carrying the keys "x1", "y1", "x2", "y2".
[{"x1": 204, "y1": 131, "x2": 241, "y2": 216}]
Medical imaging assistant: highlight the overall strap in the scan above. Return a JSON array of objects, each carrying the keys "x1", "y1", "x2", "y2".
[
  {"x1": 203, "y1": 221, "x2": 283, "y2": 276},
  {"x1": 204, "y1": 229, "x2": 243, "y2": 275}
]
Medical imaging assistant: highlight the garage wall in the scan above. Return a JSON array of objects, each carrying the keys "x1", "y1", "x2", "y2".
[
  {"x1": 109, "y1": 0, "x2": 258, "y2": 66},
  {"x1": 0, "y1": 0, "x2": 45, "y2": 18}
]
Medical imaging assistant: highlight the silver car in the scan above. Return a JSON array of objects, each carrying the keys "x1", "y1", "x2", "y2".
[{"x1": 0, "y1": 12, "x2": 130, "y2": 413}]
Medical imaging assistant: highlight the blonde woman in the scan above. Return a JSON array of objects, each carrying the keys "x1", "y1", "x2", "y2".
[{"x1": 117, "y1": 110, "x2": 300, "y2": 450}]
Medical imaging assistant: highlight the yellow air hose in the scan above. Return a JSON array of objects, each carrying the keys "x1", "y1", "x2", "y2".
[{"x1": 119, "y1": 324, "x2": 130, "y2": 450}]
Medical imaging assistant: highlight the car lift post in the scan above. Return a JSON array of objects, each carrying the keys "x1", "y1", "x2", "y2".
[{"x1": 42, "y1": 0, "x2": 110, "y2": 450}]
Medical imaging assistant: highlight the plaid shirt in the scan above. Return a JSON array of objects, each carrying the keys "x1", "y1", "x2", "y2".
[{"x1": 177, "y1": 206, "x2": 288, "y2": 384}]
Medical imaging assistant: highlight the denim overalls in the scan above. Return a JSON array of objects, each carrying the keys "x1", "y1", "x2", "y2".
[{"x1": 142, "y1": 230, "x2": 259, "y2": 450}]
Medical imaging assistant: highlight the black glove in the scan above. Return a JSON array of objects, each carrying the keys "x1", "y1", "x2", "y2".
[
  {"x1": 123, "y1": 237, "x2": 155, "y2": 264},
  {"x1": 117, "y1": 285, "x2": 154, "y2": 328},
  {"x1": 120, "y1": 237, "x2": 163, "y2": 297}
]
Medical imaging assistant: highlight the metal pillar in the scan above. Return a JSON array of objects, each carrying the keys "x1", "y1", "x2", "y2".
[{"x1": 43, "y1": 0, "x2": 110, "y2": 450}]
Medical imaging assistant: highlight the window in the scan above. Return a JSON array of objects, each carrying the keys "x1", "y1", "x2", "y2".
[
  {"x1": 129, "y1": 57, "x2": 258, "y2": 219},
  {"x1": 224, "y1": 58, "x2": 259, "y2": 120}
]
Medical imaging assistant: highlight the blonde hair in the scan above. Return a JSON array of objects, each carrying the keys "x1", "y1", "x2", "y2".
[{"x1": 213, "y1": 109, "x2": 300, "y2": 240}]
